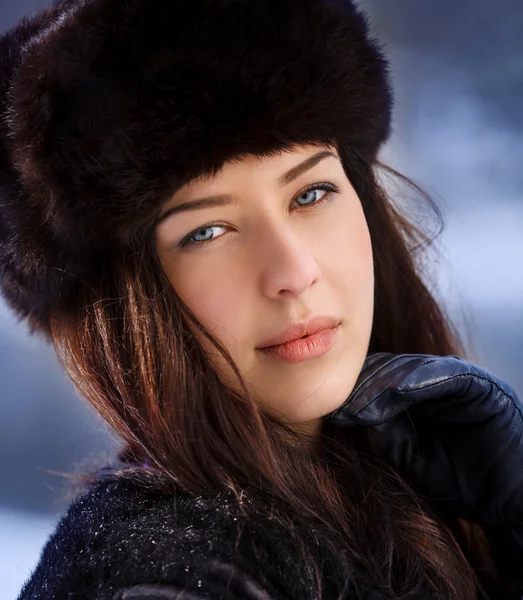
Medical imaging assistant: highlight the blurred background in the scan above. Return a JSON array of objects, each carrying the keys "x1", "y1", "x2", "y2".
[{"x1": 1, "y1": 0, "x2": 522, "y2": 597}]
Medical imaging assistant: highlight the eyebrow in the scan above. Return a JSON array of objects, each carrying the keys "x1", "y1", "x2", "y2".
[{"x1": 155, "y1": 150, "x2": 337, "y2": 227}]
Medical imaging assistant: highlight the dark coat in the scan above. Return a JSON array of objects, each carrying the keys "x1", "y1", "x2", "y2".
[{"x1": 16, "y1": 467, "x2": 435, "y2": 600}]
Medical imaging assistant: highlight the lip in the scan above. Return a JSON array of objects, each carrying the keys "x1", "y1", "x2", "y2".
[
  {"x1": 259, "y1": 324, "x2": 340, "y2": 363},
  {"x1": 257, "y1": 315, "x2": 341, "y2": 349}
]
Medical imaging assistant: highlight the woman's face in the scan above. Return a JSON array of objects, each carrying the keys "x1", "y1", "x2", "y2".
[{"x1": 155, "y1": 143, "x2": 374, "y2": 437}]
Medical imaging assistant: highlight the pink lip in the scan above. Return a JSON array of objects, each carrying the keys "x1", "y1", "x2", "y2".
[
  {"x1": 257, "y1": 315, "x2": 340, "y2": 349},
  {"x1": 258, "y1": 324, "x2": 340, "y2": 363}
]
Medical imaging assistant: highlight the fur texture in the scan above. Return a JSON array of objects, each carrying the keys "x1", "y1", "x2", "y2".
[
  {"x1": 16, "y1": 467, "x2": 425, "y2": 599},
  {"x1": 0, "y1": 0, "x2": 393, "y2": 340}
]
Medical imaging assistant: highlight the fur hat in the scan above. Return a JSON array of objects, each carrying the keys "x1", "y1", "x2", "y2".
[{"x1": 0, "y1": 0, "x2": 393, "y2": 341}]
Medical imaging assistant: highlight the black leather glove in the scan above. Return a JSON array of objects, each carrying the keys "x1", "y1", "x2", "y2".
[{"x1": 325, "y1": 352, "x2": 523, "y2": 598}]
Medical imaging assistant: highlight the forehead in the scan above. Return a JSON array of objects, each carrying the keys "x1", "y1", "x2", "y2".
[{"x1": 183, "y1": 142, "x2": 338, "y2": 190}]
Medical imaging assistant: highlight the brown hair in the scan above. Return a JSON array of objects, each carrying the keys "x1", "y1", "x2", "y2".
[{"x1": 48, "y1": 144, "x2": 509, "y2": 599}]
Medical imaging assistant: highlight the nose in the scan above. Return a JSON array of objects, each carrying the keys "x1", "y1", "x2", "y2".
[{"x1": 256, "y1": 223, "x2": 321, "y2": 298}]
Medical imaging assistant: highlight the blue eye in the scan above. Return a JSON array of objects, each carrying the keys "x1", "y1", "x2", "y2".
[
  {"x1": 295, "y1": 187, "x2": 328, "y2": 207},
  {"x1": 178, "y1": 182, "x2": 341, "y2": 249}
]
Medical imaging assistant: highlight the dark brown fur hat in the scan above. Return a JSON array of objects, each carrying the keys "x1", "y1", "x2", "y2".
[{"x1": 0, "y1": 0, "x2": 393, "y2": 341}]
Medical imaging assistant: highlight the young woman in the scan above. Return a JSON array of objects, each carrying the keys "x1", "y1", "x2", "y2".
[{"x1": 1, "y1": 0, "x2": 522, "y2": 598}]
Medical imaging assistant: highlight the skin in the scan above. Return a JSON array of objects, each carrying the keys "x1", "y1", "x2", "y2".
[{"x1": 155, "y1": 143, "x2": 374, "y2": 439}]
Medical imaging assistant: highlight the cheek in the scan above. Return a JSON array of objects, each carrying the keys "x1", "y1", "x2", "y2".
[
  {"x1": 164, "y1": 259, "x2": 249, "y2": 368},
  {"x1": 334, "y1": 209, "x2": 375, "y2": 343},
  {"x1": 332, "y1": 204, "x2": 374, "y2": 292}
]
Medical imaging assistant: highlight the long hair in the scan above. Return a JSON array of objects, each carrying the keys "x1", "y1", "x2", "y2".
[{"x1": 48, "y1": 144, "x2": 508, "y2": 599}]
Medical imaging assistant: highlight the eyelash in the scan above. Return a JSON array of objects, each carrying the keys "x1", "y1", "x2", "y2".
[{"x1": 178, "y1": 182, "x2": 341, "y2": 250}]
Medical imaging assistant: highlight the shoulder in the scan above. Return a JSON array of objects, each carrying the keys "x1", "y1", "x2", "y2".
[
  {"x1": 15, "y1": 469, "x2": 293, "y2": 599},
  {"x1": 15, "y1": 468, "x2": 394, "y2": 600}
]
